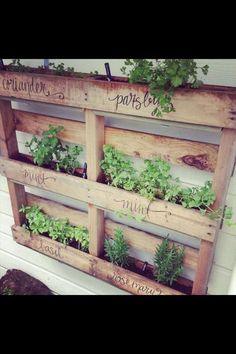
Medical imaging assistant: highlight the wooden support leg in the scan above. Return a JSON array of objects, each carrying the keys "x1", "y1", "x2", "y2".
[
  {"x1": 0, "y1": 100, "x2": 26, "y2": 225},
  {"x1": 192, "y1": 128, "x2": 236, "y2": 294}
]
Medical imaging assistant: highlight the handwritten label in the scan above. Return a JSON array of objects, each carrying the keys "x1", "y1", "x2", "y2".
[
  {"x1": 36, "y1": 238, "x2": 63, "y2": 259},
  {"x1": 108, "y1": 91, "x2": 159, "y2": 116},
  {"x1": 110, "y1": 272, "x2": 162, "y2": 295},
  {"x1": 24, "y1": 169, "x2": 56, "y2": 186},
  {"x1": 1, "y1": 76, "x2": 64, "y2": 99},
  {"x1": 114, "y1": 199, "x2": 171, "y2": 220}
]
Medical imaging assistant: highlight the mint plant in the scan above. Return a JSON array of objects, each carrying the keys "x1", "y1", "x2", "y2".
[
  {"x1": 100, "y1": 145, "x2": 138, "y2": 191},
  {"x1": 153, "y1": 237, "x2": 185, "y2": 285},
  {"x1": 25, "y1": 125, "x2": 83, "y2": 174},
  {"x1": 104, "y1": 228, "x2": 129, "y2": 267},
  {"x1": 100, "y1": 145, "x2": 236, "y2": 225},
  {"x1": 121, "y1": 59, "x2": 209, "y2": 117},
  {"x1": 20, "y1": 205, "x2": 89, "y2": 251}
]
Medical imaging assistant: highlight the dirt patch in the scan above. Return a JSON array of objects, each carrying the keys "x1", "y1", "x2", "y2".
[{"x1": 0, "y1": 269, "x2": 53, "y2": 295}]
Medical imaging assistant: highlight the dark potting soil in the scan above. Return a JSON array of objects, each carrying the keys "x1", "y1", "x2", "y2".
[
  {"x1": 17, "y1": 153, "x2": 83, "y2": 178},
  {"x1": 0, "y1": 269, "x2": 53, "y2": 295},
  {"x1": 103, "y1": 255, "x2": 192, "y2": 295}
]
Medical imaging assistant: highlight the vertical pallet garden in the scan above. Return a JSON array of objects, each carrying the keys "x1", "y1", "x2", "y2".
[{"x1": 0, "y1": 69, "x2": 236, "y2": 295}]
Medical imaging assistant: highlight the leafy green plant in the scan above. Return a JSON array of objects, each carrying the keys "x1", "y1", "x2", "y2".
[
  {"x1": 104, "y1": 228, "x2": 129, "y2": 267},
  {"x1": 20, "y1": 205, "x2": 89, "y2": 251},
  {"x1": 6, "y1": 59, "x2": 28, "y2": 72},
  {"x1": 25, "y1": 125, "x2": 64, "y2": 167},
  {"x1": 25, "y1": 125, "x2": 83, "y2": 174},
  {"x1": 56, "y1": 145, "x2": 83, "y2": 174},
  {"x1": 121, "y1": 59, "x2": 209, "y2": 117},
  {"x1": 100, "y1": 145, "x2": 138, "y2": 191},
  {"x1": 153, "y1": 237, "x2": 185, "y2": 285},
  {"x1": 2, "y1": 287, "x2": 14, "y2": 295},
  {"x1": 48, "y1": 62, "x2": 75, "y2": 75},
  {"x1": 99, "y1": 145, "x2": 236, "y2": 225}
]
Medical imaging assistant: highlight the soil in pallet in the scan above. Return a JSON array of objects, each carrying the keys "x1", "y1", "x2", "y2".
[{"x1": 0, "y1": 269, "x2": 53, "y2": 295}]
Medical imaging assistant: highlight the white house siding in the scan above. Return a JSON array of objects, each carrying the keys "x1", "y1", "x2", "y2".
[{"x1": 0, "y1": 59, "x2": 236, "y2": 295}]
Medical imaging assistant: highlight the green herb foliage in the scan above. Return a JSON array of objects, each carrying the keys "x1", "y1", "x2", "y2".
[
  {"x1": 20, "y1": 205, "x2": 89, "y2": 251},
  {"x1": 121, "y1": 59, "x2": 209, "y2": 117},
  {"x1": 104, "y1": 228, "x2": 129, "y2": 267},
  {"x1": 100, "y1": 145, "x2": 138, "y2": 191},
  {"x1": 2, "y1": 287, "x2": 14, "y2": 295},
  {"x1": 100, "y1": 145, "x2": 235, "y2": 225},
  {"x1": 25, "y1": 125, "x2": 83, "y2": 174},
  {"x1": 153, "y1": 237, "x2": 185, "y2": 285}
]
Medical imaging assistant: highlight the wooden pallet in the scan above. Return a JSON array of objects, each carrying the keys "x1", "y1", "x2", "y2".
[{"x1": 0, "y1": 70, "x2": 236, "y2": 295}]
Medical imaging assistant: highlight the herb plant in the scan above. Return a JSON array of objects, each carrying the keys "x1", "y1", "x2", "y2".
[
  {"x1": 153, "y1": 237, "x2": 185, "y2": 285},
  {"x1": 100, "y1": 145, "x2": 137, "y2": 191},
  {"x1": 2, "y1": 287, "x2": 14, "y2": 295},
  {"x1": 20, "y1": 205, "x2": 89, "y2": 251},
  {"x1": 100, "y1": 145, "x2": 235, "y2": 225},
  {"x1": 121, "y1": 59, "x2": 209, "y2": 117},
  {"x1": 25, "y1": 125, "x2": 83, "y2": 174},
  {"x1": 104, "y1": 228, "x2": 129, "y2": 267}
]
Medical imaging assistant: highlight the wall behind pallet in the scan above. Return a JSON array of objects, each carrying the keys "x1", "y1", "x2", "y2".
[{"x1": 0, "y1": 59, "x2": 236, "y2": 295}]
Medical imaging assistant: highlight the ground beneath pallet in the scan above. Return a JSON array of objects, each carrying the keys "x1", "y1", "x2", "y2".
[{"x1": 0, "y1": 269, "x2": 53, "y2": 295}]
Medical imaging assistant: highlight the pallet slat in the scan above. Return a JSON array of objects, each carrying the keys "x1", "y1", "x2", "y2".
[
  {"x1": 12, "y1": 225, "x2": 183, "y2": 295},
  {"x1": 0, "y1": 157, "x2": 217, "y2": 240},
  {"x1": 26, "y1": 193, "x2": 198, "y2": 271},
  {"x1": 15, "y1": 109, "x2": 219, "y2": 171},
  {"x1": 0, "y1": 71, "x2": 236, "y2": 128}
]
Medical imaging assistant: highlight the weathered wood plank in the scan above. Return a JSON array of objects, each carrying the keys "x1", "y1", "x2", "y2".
[
  {"x1": 26, "y1": 192, "x2": 198, "y2": 271},
  {"x1": 12, "y1": 225, "x2": 183, "y2": 295},
  {"x1": 105, "y1": 127, "x2": 218, "y2": 172},
  {"x1": 26, "y1": 193, "x2": 88, "y2": 227},
  {"x1": 193, "y1": 128, "x2": 236, "y2": 294},
  {"x1": 14, "y1": 109, "x2": 86, "y2": 145},
  {"x1": 0, "y1": 100, "x2": 26, "y2": 225},
  {"x1": 86, "y1": 110, "x2": 105, "y2": 256},
  {"x1": 0, "y1": 71, "x2": 236, "y2": 128},
  {"x1": 15, "y1": 109, "x2": 219, "y2": 172},
  {"x1": 105, "y1": 220, "x2": 198, "y2": 271},
  {"x1": 0, "y1": 157, "x2": 217, "y2": 240}
]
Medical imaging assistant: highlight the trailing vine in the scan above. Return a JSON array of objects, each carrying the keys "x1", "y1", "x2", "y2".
[{"x1": 121, "y1": 59, "x2": 209, "y2": 117}]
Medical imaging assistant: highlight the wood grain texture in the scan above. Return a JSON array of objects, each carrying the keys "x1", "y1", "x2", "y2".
[
  {"x1": 14, "y1": 109, "x2": 86, "y2": 145},
  {"x1": 0, "y1": 100, "x2": 26, "y2": 225},
  {"x1": 0, "y1": 157, "x2": 217, "y2": 240},
  {"x1": 85, "y1": 110, "x2": 105, "y2": 256},
  {"x1": 15, "y1": 109, "x2": 218, "y2": 171},
  {"x1": 105, "y1": 127, "x2": 218, "y2": 172},
  {"x1": 105, "y1": 220, "x2": 198, "y2": 271},
  {"x1": 193, "y1": 128, "x2": 236, "y2": 294},
  {"x1": 12, "y1": 225, "x2": 183, "y2": 295},
  {"x1": 0, "y1": 71, "x2": 236, "y2": 128},
  {"x1": 25, "y1": 193, "x2": 198, "y2": 271}
]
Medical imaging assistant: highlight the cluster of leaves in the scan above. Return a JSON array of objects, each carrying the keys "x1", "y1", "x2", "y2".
[
  {"x1": 100, "y1": 144, "x2": 138, "y2": 191},
  {"x1": 153, "y1": 237, "x2": 185, "y2": 285},
  {"x1": 48, "y1": 62, "x2": 75, "y2": 75},
  {"x1": 20, "y1": 205, "x2": 89, "y2": 251},
  {"x1": 104, "y1": 228, "x2": 129, "y2": 267},
  {"x1": 25, "y1": 124, "x2": 83, "y2": 174},
  {"x1": 6, "y1": 59, "x2": 29, "y2": 72},
  {"x1": 100, "y1": 145, "x2": 235, "y2": 224},
  {"x1": 2, "y1": 287, "x2": 14, "y2": 295},
  {"x1": 121, "y1": 59, "x2": 209, "y2": 117}
]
